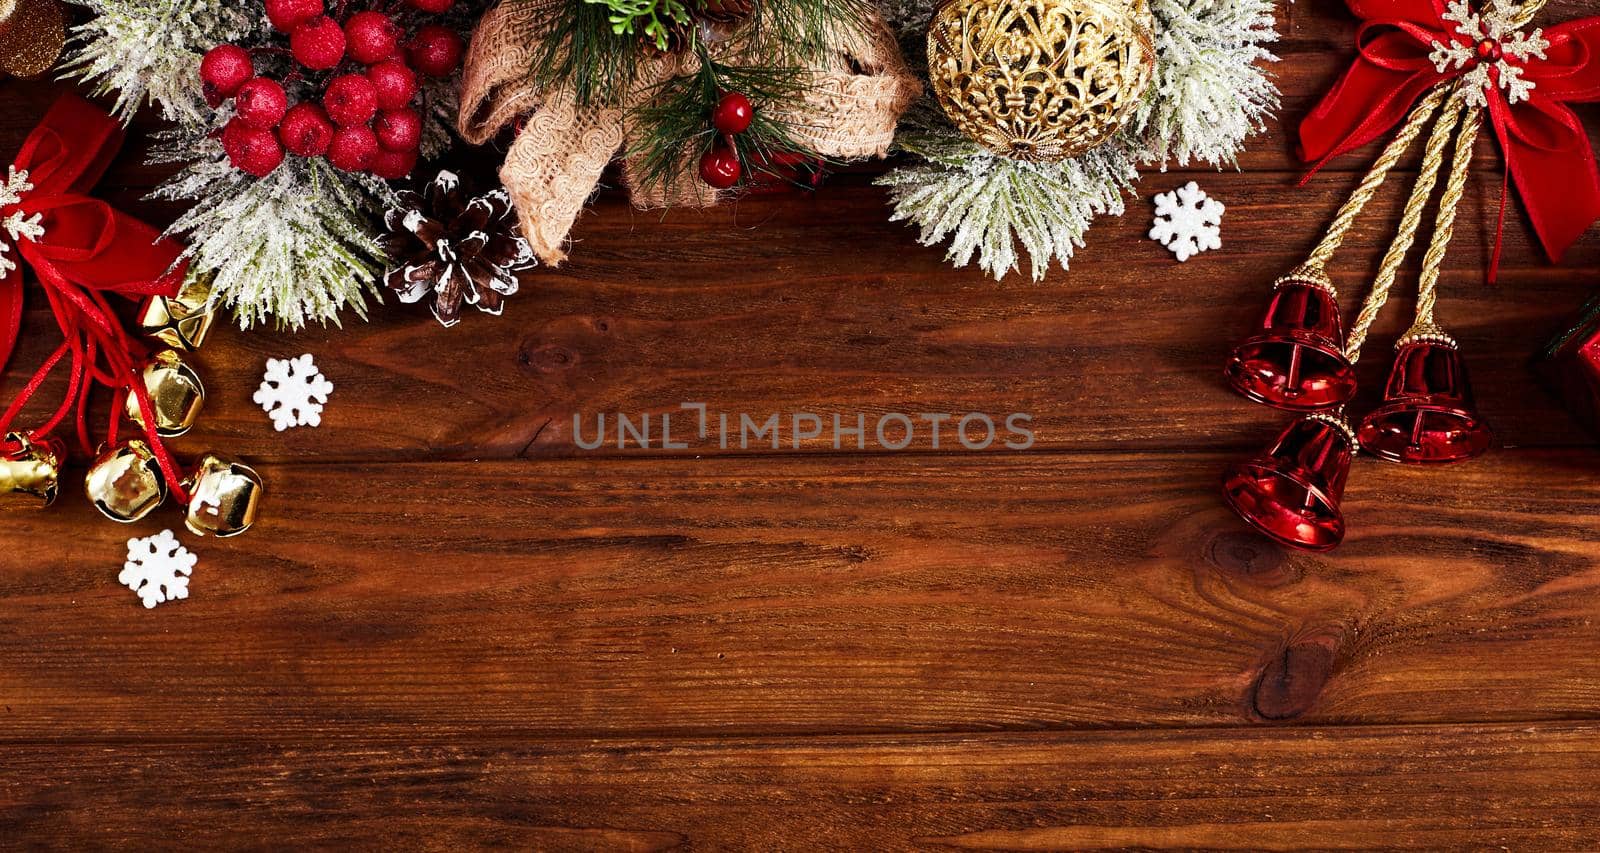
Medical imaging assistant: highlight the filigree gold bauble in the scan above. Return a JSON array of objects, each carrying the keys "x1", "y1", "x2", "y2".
[
  {"x1": 184, "y1": 453, "x2": 262, "y2": 537},
  {"x1": 1, "y1": 432, "x2": 64, "y2": 507},
  {"x1": 125, "y1": 349, "x2": 206, "y2": 438},
  {"x1": 137, "y1": 274, "x2": 217, "y2": 351},
  {"x1": 928, "y1": 0, "x2": 1156, "y2": 162},
  {"x1": 85, "y1": 440, "x2": 168, "y2": 523}
]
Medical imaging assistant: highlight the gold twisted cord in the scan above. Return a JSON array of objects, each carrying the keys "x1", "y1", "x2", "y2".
[
  {"x1": 1396, "y1": 0, "x2": 1543, "y2": 340},
  {"x1": 1301, "y1": 87, "x2": 1452, "y2": 273},
  {"x1": 1343, "y1": 86, "x2": 1471, "y2": 363},
  {"x1": 1407, "y1": 103, "x2": 1486, "y2": 341},
  {"x1": 1502, "y1": 0, "x2": 1547, "y2": 29}
]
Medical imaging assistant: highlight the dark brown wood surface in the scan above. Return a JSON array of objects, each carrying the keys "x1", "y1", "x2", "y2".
[{"x1": 5, "y1": 0, "x2": 1600, "y2": 847}]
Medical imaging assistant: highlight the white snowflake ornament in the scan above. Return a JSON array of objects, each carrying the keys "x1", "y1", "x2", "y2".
[
  {"x1": 0, "y1": 166, "x2": 45, "y2": 278},
  {"x1": 1150, "y1": 181, "x2": 1224, "y2": 262},
  {"x1": 1429, "y1": 0, "x2": 1549, "y2": 108},
  {"x1": 253, "y1": 353, "x2": 333, "y2": 431},
  {"x1": 121, "y1": 530, "x2": 197, "y2": 609}
]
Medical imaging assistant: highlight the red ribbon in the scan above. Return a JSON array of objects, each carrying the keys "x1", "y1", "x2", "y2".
[
  {"x1": 1300, "y1": 0, "x2": 1600, "y2": 265},
  {"x1": 0, "y1": 94, "x2": 191, "y2": 499}
]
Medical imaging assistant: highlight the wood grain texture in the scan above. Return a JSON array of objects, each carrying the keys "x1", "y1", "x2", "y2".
[
  {"x1": 5, "y1": 450, "x2": 1600, "y2": 741},
  {"x1": 5, "y1": 723, "x2": 1600, "y2": 849},
  {"x1": 5, "y1": 1, "x2": 1600, "y2": 846}
]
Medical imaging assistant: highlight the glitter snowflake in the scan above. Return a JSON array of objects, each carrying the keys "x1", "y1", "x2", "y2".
[
  {"x1": 1430, "y1": 0, "x2": 1548, "y2": 108},
  {"x1": 0, "y1": 167, "x2": 44, "y2": 278},
  {"x1": 253, "y1": 353, "x2": 334, "y2": 431},
  {"x1": 1150, "y1": 181, "x2": 1224, "y2": 262},
  {"x1": 120, "y1": 529, "x2": 197, "y2": 609}
]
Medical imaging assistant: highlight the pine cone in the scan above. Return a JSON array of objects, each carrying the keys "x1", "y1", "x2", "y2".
[
  {"x1": 383, "y1": 171, "x2": 536, "y2": 328},
  {"x1": 695, "y1": 0, "x2": 753, "y2": 25}
]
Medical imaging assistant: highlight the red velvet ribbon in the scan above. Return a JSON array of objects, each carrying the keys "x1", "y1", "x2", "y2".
[
  {"x1": 0, "y1": 94, "x2": 191, "y2": 500},
  {"x1": 1300, "y1": 0, "x2": 1600, "y2": 265}
]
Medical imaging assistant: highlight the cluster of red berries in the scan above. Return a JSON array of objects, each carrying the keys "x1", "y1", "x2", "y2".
[
  {"x1": 199, "y1": 0, "x2": 465, "y2": 180},
  {"x1": 697, "y1": 91, "x2": 754, "y2": 190}
]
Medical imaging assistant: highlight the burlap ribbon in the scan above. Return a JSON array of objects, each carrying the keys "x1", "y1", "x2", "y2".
[{"x1": 457, "y1": 0, "x2": 922, "y2": 265}]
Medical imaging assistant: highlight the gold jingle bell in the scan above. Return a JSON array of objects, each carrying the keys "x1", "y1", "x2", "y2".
[
  {"x1": 137, "y1": 274, "x2": 216, "y2": 351},
  {"x1": 125, "y1": 349, "x2": 206, "y2": 437},
  {"x1": 184, "y1": 453, "x2": 262, "y2": 537},
  {"x1": 85, "y1": 440, "x2": 169, "y2": 522},
  {"x1": 1, "y1": 431, "x2": 64, "y2": 507},
  {"x1": 928, "y1": 0, "x2": 1156, "y2": 162}
]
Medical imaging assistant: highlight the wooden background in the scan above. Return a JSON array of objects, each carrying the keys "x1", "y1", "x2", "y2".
[{"x1": 6, "y1": 0, "x2": 1600, "y2": 847}]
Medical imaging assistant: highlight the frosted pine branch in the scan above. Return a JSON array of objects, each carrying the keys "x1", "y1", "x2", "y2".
[
  {"x1": 1131, "y1": 0, "x2": 1278, "y2": 168},
  {"x1": 61, "y1": 0, "x2": 259, "y2": 127},
  {"x1": 151, "y1": 135, "x2": 390, "y2": 331},
  {"x1": 879, "y1": 116, "x2": 1135, "y2": 281}
]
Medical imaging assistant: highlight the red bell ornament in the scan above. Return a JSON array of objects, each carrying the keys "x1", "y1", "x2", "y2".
[
  {"x1": 1225, "y1": 269, "x2": 1356, "y2": 412},
  {"x1": 1221, "y1": 413, "x2": 1356, "y2": 552},
  {"x1": 1357, "y1": 331, "x2": 1490, "y2": 465}
]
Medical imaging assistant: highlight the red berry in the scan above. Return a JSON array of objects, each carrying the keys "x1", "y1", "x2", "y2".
[
  {"x1": 344, "y1": 11, "x2": 401, "y2": 65},
  {"x1": 367, "y1": 60, "x2": 419, "y2": 110},
  {"x1": 374, "y1": 108, "x2": 422, "y2": 152},
  {"x1": 323, "y1": 74, "x2": 379, "y2": 127},
  {"x1": 234, "y1": 77, "x2": 288, "y2": 129},
  {"x1": 278, "y1": 102, "x2": 336, "y2": 157},
  {"x1": 222, "y1": 119, "x2": 284, "y2": 177},
  {"x1": 291, "y1": 16, "x2": 346, "y2": 71},
  {"x1": 327, "y1": 124, "x2": 380, "y2": 172},
  {"x1": 406, "y1": 0, "x2": 454, "y2": 12},
  {"x1": 407, "y1": 25, "x2": 464, "y2": 77},
  {"x1": 370, "y1": 146, "x2": 419, "y2": 180},
  {"x1": 199, "y1": 45, "x2": 254, "y2": 107},
  {"x1": 698, "y1": 145, "x2": 741, "y2": 189},
  {"x1": 712, "y1": 91, "x2": 754, "y2": 136},
  {"x1": 266, "y1": 0, "x2": 323, "y2": 33}
]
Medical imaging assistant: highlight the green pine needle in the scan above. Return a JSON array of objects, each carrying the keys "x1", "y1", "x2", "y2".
[
  {"x1": 529, "y1": 0, "x2": 874, "y2": 107},
  {"x1": 528, "y1": 0, "x2": 643, "y2": 106}
]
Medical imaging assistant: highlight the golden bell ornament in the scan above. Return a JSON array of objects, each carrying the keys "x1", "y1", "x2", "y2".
[
  {"x1": 184, "y1": 453, "x2": 262, "y2": 537},
  {"x1": 928, "y1": 0, "x2": 1156, "y2": 161},
  {"x1": 137, "y1": 274, "x2": 217, "y2": 351},
  {"x1": 85, "y1": 440, "x2": 169, "y2": 522},
  {"x1": 125, "y1": 349, "x2": 206, "y2": 437},
  {"x1": 0, "y1": 432, "x2": 64, "y2": 507}
]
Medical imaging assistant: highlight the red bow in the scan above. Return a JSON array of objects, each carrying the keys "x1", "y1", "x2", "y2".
[
  {"x1": 0, "y1": 94, "x2": 190, "y2": 496},
  {"x1": 1301, "y1": 0, "x2": 1600, "y2": 264}
]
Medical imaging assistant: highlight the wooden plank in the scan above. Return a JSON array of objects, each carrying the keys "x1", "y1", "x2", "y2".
[
  {"x1": 4, "y1": 171, "x2": 1595, "y2": 463},
  {"x1": 4, "y1": 723, "x2": 1599, "y2": 848},
  {"x1": 4, "y1": 449, "x2": 1600, "y2": 741}
]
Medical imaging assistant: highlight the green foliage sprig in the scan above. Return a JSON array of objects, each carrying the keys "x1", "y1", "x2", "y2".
[{"x1": 586, "y1": 0, "x2": 692, "y2": 50}]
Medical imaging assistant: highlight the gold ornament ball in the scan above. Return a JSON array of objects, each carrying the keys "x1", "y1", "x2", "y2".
[
  {"x1": 928, "y1": 0, "x2": 1157, "y2": 162},
  {"x1": 0, "y1": 0, "x2": 67, "y2": 79}
]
